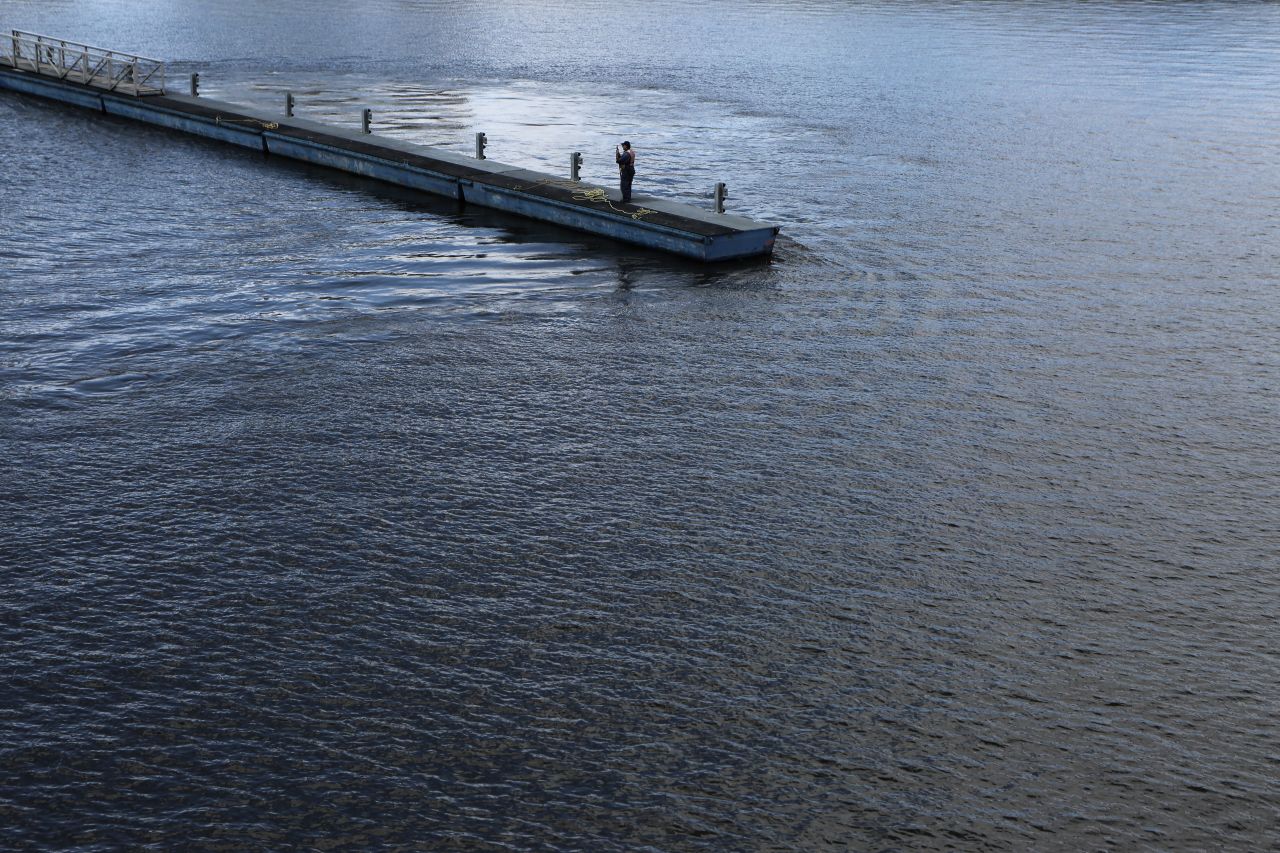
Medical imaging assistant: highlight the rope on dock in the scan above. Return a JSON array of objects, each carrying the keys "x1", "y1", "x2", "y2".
[{"x1": 515, "y1": 178, "x2": 658, "y2": 220}]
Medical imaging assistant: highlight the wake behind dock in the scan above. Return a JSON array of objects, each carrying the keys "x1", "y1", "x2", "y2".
[{"x1": 0, "y1": 31, "x2": 779, "y2": 261}]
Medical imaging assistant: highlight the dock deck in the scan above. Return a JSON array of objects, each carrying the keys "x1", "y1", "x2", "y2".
[{"x1": 0, "y1": 56, "x2": 778, "y2": 261}]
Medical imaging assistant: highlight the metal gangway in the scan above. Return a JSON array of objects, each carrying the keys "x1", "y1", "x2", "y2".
[{"x1": 0, "y1": 31, "x2": 165, "y2": 95}]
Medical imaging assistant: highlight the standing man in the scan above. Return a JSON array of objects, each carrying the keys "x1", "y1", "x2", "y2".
[{"x1": 615, "y1": 141, "x2": 636, "y2": 203}]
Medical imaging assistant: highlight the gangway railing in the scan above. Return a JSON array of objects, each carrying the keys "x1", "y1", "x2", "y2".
[{"x1": 0, "y1": 30, "x2": 165, "y2": 95}]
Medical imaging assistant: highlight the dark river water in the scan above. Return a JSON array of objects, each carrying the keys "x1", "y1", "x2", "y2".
[{"x1": 3, "y1": 0, "x2": 1279, "y2": 849}]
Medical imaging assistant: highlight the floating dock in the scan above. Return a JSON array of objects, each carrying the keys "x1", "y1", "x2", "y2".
[{"x1": 0, "y1": 32, "x2": 779, "y2": 261}]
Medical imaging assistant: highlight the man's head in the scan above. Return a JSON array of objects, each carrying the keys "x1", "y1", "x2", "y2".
[{"x1": 621, "y1": 141, "x2": 631, "y2": 150}]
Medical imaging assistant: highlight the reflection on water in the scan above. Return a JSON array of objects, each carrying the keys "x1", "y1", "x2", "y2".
[
  {"x1": 2, "y1": 0, "x2": 1279, "y2": 849},
  {"x1": 207, "y1": 73, "x2": 790, "y2": 219}
]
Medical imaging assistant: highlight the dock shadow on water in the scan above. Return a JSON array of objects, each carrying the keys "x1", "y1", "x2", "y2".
[{"x1": 0, "y1": 85, "x2": 780, "y2": 410}]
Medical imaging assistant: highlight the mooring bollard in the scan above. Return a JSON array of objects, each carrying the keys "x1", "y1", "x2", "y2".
[
  {"x1": 361, "y1": 108, "x2": 372, "y2": 134},
  {"x1": 475, "y1": 132, "x2": 488, "y2": 160},
  {"x1": 570, "y1": 151, "x2": 583, "y2": 181},
  {"x1": 714, "y1": 182, "x2": 728, "y2": 214},
  {"x1": 285, "y1": 92, "x2": 294, "y2": 117},
  {"x1": 189, "y1": 72, "x2": 199, "y2": 97}
]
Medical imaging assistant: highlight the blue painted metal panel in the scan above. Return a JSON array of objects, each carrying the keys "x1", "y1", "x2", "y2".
[
  {"x1": 263, "y1": 134, "x2": 462, "y2": 200},
  {"x1": 100, "y1": 96, "x2": 264, "y2": 150},
  {"x1": 460, "y1": 181, "x2": 710, "y2": 260},
  {"x1": 2, "y1": 65, "x2": 778, "y2": 261},
  {"x1": 0, "y1": 70, "x2": 103, "y2": 110},
  {"x1": 705, "y1": 227, "x2": 779, "y2": 261}
]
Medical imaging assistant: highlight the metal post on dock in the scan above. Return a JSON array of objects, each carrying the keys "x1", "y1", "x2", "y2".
[{"x1": 0, "y1": 33, "x2": 779, "y2": 261}]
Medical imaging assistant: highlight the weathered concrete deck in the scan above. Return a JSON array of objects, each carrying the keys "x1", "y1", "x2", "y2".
[{"x1": 0, "y1": 62, "x2": 779, "y2": 261}]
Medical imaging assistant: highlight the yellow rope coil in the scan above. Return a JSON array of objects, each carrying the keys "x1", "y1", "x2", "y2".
[
  {"x1": 516, "y1": 178, "x2": 657, "y2": 220},
  {"x1": 572, "y1": 187, "x2": 657, "y2": 219}
]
